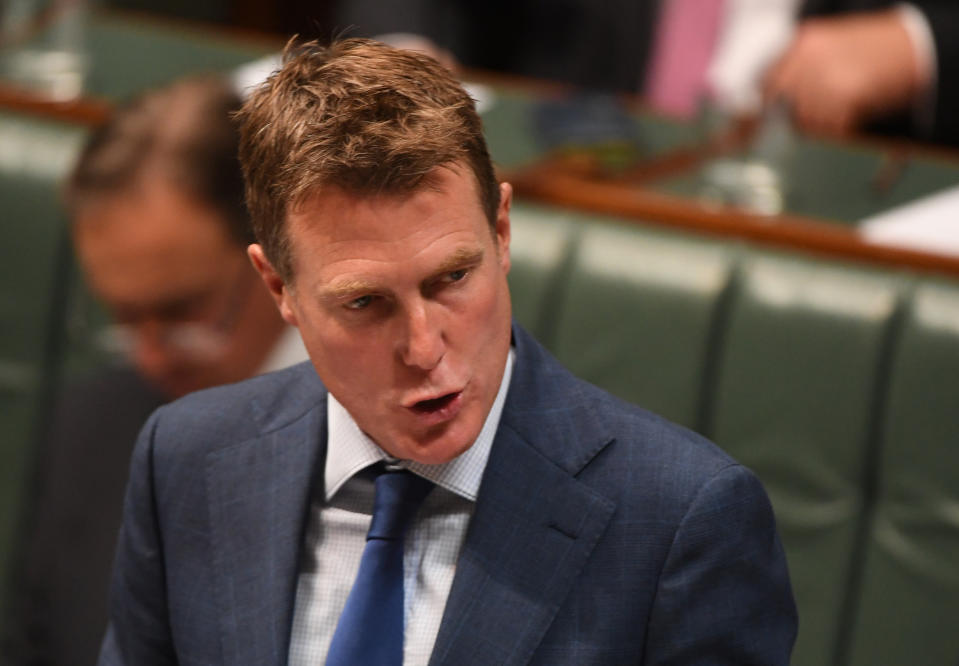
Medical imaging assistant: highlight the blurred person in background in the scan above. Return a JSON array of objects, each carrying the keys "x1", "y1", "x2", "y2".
[
  {"x1": 335, "y1": 0, "x2": 959, "y2": 146},
  {"x1": 1, "y1": 74, "x2": 306, "y2": 666},
  {"x1": 334, "y1": 0, "x2": 788, "y2": 117}
]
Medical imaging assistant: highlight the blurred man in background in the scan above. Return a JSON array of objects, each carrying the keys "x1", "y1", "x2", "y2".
[
  {"x1": 2, "y1": 74, "x2": 306, "y2": 666},
  {"x1": 335, "y1": 0, "x2": 959, "y2": 146}
]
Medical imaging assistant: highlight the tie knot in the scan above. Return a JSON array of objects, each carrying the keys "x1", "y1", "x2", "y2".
[{"x1": 367, "y1": 469, "x2": 434, "y2": 541}]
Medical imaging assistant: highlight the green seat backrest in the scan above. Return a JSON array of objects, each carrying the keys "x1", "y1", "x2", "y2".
[
  {"x1": 0, "y1": 112, "x2": 86, "y2": 604},
  {"x1": 81, "y1": 13, "x2": 272, "y2": 102},
  {"x1": 706, "y1": 252, "x2": 905, "y2": 666},
  {"x1": 845, "y1": 280, "x2": 959, "y2": 666},
  {"x1": 507, "y1": 204, "x2": 577, "y2": 343},
  {"x1": 551, "y1": 219, "x2": 735, "y2": 429}
]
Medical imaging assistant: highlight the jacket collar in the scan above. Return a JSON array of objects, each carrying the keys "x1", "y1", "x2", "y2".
[
  {"x1": 429, "y1": 324, "x2": 618, "y2": 665},
  {"x1": 205, "y1": 363, "x2": 328, "y2": 664},
  {"x1": 205, "y1": 323, "x2": 618, "y2": 664}
]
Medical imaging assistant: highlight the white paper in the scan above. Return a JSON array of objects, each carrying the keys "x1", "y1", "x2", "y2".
[{"x1": 859, "y1": 184, "x2": 959, "y2": 258}]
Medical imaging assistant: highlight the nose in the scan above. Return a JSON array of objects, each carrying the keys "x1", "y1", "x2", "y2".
[{"x1": 399, "y1": 301, "x2": 446, "y2": 371}]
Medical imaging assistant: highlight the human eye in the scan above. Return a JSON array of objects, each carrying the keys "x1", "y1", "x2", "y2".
[
  {"x1": 345, "y1": 294, "x2": 374, "y2": 310},
  {"x1": 445, "y1": 268, "x2": 468, "y2": 283},
  {"x1": 425, "y1": 266, "x2": 472, "y2": 298}
]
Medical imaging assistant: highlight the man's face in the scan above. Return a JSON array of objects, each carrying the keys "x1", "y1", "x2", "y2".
[
  {"x1": 74, "y1": 179, "x2": 284, "y2": 398},
  {"x1": 250, "y1": 165, "x2": 513, "y2": 464}
]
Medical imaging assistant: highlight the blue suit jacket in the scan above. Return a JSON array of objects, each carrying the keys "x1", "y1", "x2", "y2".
[{"x1": 100, "y1": 324, "x2": 796, "y2": 664}]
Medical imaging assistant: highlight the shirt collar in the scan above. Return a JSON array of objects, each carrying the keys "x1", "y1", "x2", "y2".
[{"x1": 325, "y1": 348, "x2": 514, "y2": 502}]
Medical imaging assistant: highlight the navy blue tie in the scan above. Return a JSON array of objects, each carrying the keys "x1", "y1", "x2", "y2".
[{"x1": 325, "y1": 467, "x2": 434, "y2": 665}]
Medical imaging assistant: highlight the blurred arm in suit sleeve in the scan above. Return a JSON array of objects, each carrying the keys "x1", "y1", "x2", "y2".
[{"x1": 763, "y1": 3, "x2": 959, "y2": 143}]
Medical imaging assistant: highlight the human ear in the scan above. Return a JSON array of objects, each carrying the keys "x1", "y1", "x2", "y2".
[
  {"x1": 248, "y1": 244, "x2": 299, "y2": 326},
  {"x1": 495, "y1": 182, "x2": 512, "y2": 273}
]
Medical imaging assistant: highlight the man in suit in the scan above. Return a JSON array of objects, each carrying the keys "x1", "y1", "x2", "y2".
[{"x1": 100, "y1": 38, "x2": 797, "y2": 664}]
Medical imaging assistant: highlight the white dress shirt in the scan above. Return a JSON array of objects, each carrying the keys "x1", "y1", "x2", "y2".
[{"x1": 287, "y1": 350, "x2": 515, "y2": 665}]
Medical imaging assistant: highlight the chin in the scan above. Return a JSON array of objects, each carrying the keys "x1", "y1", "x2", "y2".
[{"x1": 399, "y1": 421, "x2": 481, "y2": 465}]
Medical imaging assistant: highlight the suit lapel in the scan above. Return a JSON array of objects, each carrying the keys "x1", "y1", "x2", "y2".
[
  {"x1": 206, "y1": 377, "x2": 327, "y2": 665},
  {"x1": 430, "y1": 326, "x2": 618, "y2": 666}
]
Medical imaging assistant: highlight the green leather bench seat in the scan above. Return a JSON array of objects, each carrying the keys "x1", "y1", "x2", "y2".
[
  {"x1": 844, "y1": 280, "x2": 959, "y2": 666},
  {"x1": 550, "y1": 217, "x2": 735, "y2": 429},
  {"x1": 706, "y1": 253, "x2": 904, "y2": 666},
  {"x1": 505, "y1": 204, "x2": 577, "y2": 341}
]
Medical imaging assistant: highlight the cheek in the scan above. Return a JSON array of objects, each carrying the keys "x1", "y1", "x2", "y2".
[
  {"x1": 299, "y1": 314, "x2": 391, "y2": 393},
  {"x1": 456, "y1": 276, "x2": 511, "y2": 349}
]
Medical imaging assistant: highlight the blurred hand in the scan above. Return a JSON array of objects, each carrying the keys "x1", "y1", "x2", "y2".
[{"x1": 763, "y1": 10, "x2": 928, "y2": 136}]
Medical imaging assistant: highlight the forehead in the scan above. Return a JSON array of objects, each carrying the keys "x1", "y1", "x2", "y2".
[
  {"x1": 74, "y1": 180, "x2": 240, "y2": 305},
  {"x1": 285, "y1": 165, "x2": 491, "y2": 275}
]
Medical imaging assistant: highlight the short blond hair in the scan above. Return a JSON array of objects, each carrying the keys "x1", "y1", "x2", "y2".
[{"x1": 235, "y1": 38, "x2": 499, "y2": 280}]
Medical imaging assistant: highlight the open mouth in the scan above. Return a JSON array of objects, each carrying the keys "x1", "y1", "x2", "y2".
[{"x1": 412, "y1": 392, "x2": 460, "y2": 414}]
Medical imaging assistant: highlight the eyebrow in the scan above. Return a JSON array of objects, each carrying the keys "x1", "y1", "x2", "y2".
[
  {"x1": 431, "y1": 246, "x2": 485, "y2": 277},
  {"x1": 321, "y1": 277, "x2": 380, "y2": 303},
  {"x1": 320, "y1": 245, "x2": 486, "y2": 302}
]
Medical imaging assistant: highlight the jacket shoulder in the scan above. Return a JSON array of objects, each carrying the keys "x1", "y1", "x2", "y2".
[
  {"x1": 144, "y1": 361, "x2": 325, "y2": 459},
  {"x1": 509, "y1": 325, "x2": 752, "y2": 522}
]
